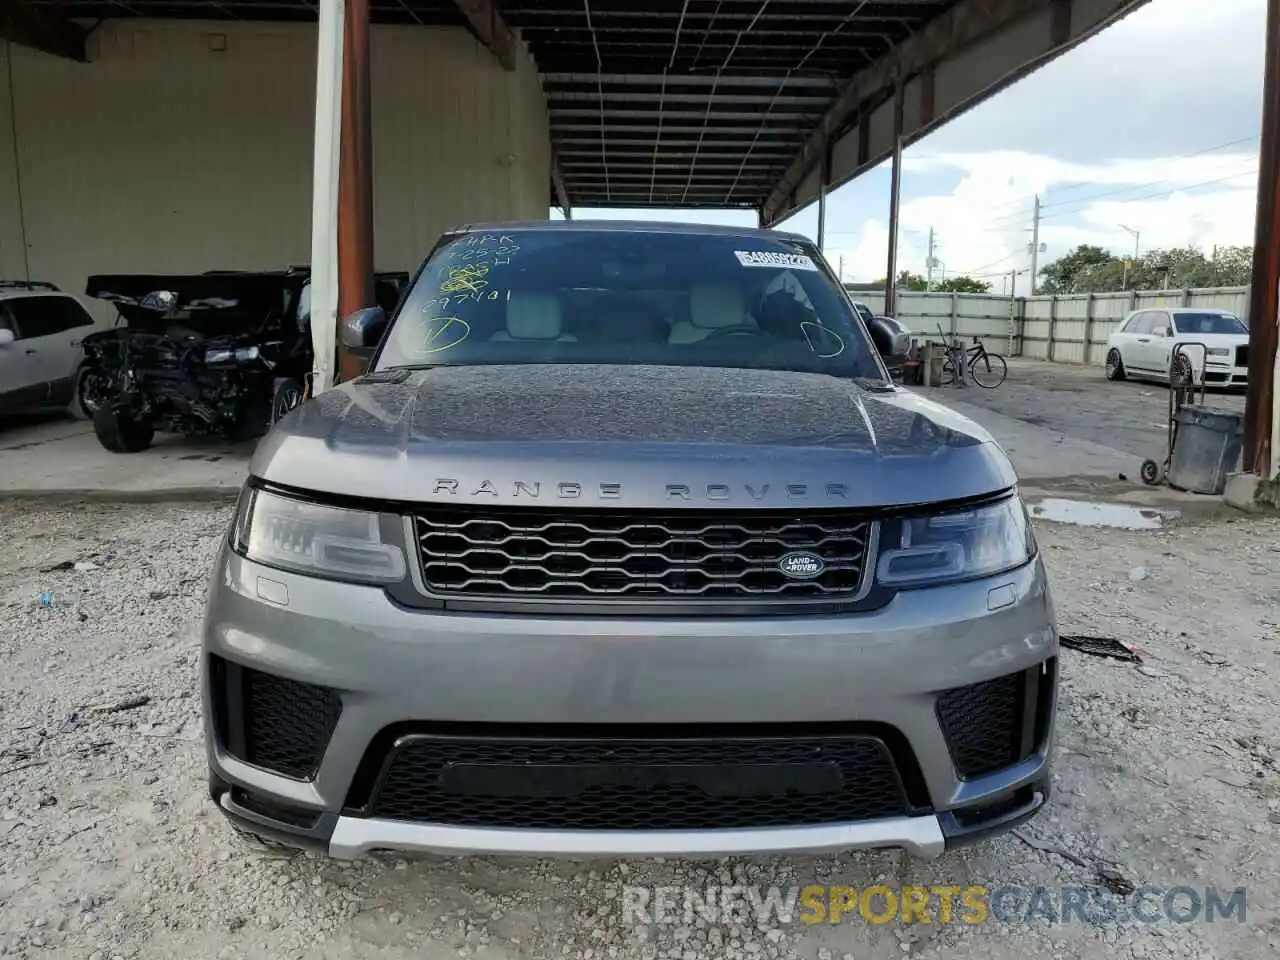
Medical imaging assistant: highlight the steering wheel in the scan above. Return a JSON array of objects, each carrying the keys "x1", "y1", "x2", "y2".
[{"x1": 701, "y1": 324, "x2": 767, "y2": 341}]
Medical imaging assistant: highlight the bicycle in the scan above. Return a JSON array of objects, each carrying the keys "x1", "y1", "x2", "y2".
[{"x1": 938, "y1": 331, "x2": 1008, "y2": 388}]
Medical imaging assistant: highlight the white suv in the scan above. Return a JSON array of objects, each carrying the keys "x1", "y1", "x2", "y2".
[
  {"x1": 0, "y1": 281, "x2": 98, "y2": 418},
  {"x1": 1104, "y1": 307, "x2": 1249, "y2": 387}
]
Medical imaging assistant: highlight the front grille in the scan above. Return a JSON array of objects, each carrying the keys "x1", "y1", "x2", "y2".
[
  {"x1": 936, "y1": 667, "x2": 1042, "y2": 779},
  {"x1": 1236, "y1": 345, "x2": 1249, "y2": 367},
  {"x1": 413, "y1": 506, "x2": 872, "y2": 602},
  {"x1": 359, "y1": 728, "x2": 914, "y2": 830},
  {"x1": 237, "y1": 665, "x2": 342, "y2": 780}
]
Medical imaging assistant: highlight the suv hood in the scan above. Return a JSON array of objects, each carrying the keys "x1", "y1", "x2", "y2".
[{"x1": 252, "y1": 365, "x2": 1017, "y2": 509}]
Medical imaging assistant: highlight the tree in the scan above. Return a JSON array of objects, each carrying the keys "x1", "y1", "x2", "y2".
[
  {"x1": 934, "y1": 275, "x2": 992, "y2": 294},
  {"x1": 1036, "y1": 244, "x2": 1114, "y2": 294},
  {"x1": 1035, "y1": 243, "x2": 1253, "y2": 293},
  {"x1": 869, "y1": 271, "x2": 988, "y2": 292}
]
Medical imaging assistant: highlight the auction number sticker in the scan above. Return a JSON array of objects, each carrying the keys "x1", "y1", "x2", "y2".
[{"x1": 734, "y1": 250, "x2": 819, "y2": 271}]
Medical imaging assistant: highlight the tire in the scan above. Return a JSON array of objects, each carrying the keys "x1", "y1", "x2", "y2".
[
  {"x1": 1169, "y1": 355, "x2": 1194, "y2": 389},
  {"x1": 92, "y1": 405, "x2": 155, "y2": 453},
  {"x1": 269, "y1": 377, "x2": 305, "y2": 425},
  {"x1": 939, "y1": 358, "x2": 956, "y2": 386},
  {"x1": 1140, "y1": 459, "x2": 1163, "y2": 486},
  {"x1": 1104, "y1": 349, "x2": 1126, "y2": 381},
  {"x1": 969, "y1": 352, "x2": 1008, "y2": 388},
  {"x1": 72, "y1": 364, "x2": 112, "y2": 421}
]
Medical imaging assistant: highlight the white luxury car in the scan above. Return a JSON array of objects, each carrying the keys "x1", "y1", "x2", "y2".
[{"x1": 1104, "y1": 307, "x2": 1248, "y2": 387}]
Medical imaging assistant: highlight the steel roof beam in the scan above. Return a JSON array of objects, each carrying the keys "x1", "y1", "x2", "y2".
[
  {"x1": 450, "y1": 0, "x2": 517, "y2": 69},
  {"x1": 762, "y1": 0, "x2": 1149, "y2": 223},
  {"x1": 542, "y1": 72, "x2": 839, "y2": 89},
  {"x1": 547, "y1": 90, "x2": 832, "y2": 106},
  {"x1": 0, "y1": 0, "x2": 90, "y2": 61}
]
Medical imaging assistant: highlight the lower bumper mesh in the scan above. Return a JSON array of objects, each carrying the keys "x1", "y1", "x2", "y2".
[
  {"x1": 211, "y1": 656, "x2": 342, "y2": 780},
  {"x1": 936, "y1": 663, "x2": 1053, "y2": 779},
  {"x1": 354, "y1": 727, "x2": 918, "y2": 830}
]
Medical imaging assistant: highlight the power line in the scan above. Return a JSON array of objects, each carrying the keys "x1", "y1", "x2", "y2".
[
  {"x1": 979, "y1": 153, "x2": 1260, "y2": 232},
  {"x1": 1037, "y1": 166, "x2": 1259, "y2": 222},
  {"x1": 929, "y1": 132, "x2": 1263, "y2": 222}
]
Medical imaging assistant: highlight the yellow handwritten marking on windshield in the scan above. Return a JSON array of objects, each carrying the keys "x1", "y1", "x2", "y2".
[
  {"x1": 440, "y1": 263, "x2": 490, "y2": 294},
  {"x1": 413, "y1": 316, "x2": 471, "y2": 355},
  {"x1": 800, "y1": 321, "x2": 846, "y2": 359}
]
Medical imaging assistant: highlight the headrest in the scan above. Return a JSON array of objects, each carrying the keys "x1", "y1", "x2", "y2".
[
  {"x1": 505, "y1": 292, "x2": 563, "y2": 339},
  {"x1": 689, "y1": 283, "x2": 746, "y2": 329}
]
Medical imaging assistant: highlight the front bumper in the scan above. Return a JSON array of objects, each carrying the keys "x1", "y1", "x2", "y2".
[
  {"x1": 1202, "y1": 362, "x2": 1248, "y2": 386},
  {"x1": 202, "y1": 545, "x2": 1058, "y2": 860}
]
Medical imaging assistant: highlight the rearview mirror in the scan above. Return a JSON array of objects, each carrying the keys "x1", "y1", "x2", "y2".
[
  {"x1": 0, "y1": 328, "x2": 13, "y2": 346},
  {"x1": 341, "y1": 306, "x2": 387, "y2": 357}
]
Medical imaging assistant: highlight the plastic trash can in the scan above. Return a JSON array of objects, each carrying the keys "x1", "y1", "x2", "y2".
[{"x1": 1166, "y1": 407, "x2": 1245, "y2": 495}]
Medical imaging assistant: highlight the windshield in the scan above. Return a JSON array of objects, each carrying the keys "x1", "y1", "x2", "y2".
[
  {"x1": 1173, "y1": 312, "x2": 1247, "y2": 335},
  {"x1": 376, "y1": 228, "x2": 886, "y2": 381}
]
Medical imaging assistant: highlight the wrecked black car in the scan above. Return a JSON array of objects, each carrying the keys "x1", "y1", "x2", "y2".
[{"x1": 81, "y1": 269, "x2": 407, "y2": 453}]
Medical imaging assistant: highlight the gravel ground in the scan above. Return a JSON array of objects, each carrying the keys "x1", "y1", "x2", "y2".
[{"x1": 2, "y1": 500, "x2": 1279, "y2": 960}]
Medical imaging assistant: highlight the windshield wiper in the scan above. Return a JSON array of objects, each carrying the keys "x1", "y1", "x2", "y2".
[{"x1": 852, "y1": 376, "x2": 896, "y2": 393}]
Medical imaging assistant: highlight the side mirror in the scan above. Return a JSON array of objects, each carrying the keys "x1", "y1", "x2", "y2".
[
  {"x1": 341, "y1": 306, "x2": 387, "y2": 358},
  {"x1": 0, "y1": 328, "x2": 14, "y2": 346},
  {"x1": 867, "y1": 315, "x2": 910, "y2": 360},
  {"x1": 1162, "y1": 326, "x2": 1173, "y2": 338}
]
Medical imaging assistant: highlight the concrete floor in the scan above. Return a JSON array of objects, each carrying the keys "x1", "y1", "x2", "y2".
[
  {"x1": 0, "y1": 358, "x2": 1246, "y2": 502},
  {"x1": 0, "y1": 415, "x2": 249, "y2": 500}
]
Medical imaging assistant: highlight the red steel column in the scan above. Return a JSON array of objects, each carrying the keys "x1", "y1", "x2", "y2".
[
  {"x1": 1244, "y1": 0, "x2": 1280, "y2": 477},
  {"x1": 336, "y1": 0, "x2": 375, "y2": 383}
]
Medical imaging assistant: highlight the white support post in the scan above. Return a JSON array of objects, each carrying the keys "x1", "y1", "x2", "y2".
[{"x1": 309, "y1": 0, "x2": 345, "y2": 396}]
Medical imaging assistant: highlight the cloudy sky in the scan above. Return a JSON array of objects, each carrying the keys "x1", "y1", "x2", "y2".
[{"x1": 566, "y1": 0, "x2": 1267, "y2": 295}]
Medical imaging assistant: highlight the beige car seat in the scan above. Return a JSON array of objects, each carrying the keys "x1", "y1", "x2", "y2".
[
  {"x1": 668, "y1": 283, "x2": 755, "y2": 343},
  {"x1": 489, "y1": 292, "x2": 577, "y2": 342}
]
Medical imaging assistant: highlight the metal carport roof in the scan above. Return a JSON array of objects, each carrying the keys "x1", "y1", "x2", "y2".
[{"x1": 10, "y1": 0, "x2": 1149, "y2": 219}]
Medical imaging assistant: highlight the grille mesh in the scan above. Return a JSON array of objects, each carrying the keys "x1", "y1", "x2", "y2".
[
  {"x1": 935, "y1": 671, "x2": 1027, "y2": 779},
  {"x1": 1236, "y1": 345, "x2": 1249, "y2": 368},
  {"x1": 242, "y1": 668, "x2": 342, "y2": 780},
  {"x1": 413, "y1": 507, "x2": 871, "y2": 601},
  {"x1": 365, "y1": 731, "x2": 910, "y2": 830}
]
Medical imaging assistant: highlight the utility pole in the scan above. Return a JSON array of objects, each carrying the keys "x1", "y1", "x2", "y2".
[
  {"x1": 1027, "y1": 195, "x2": 1042, "y2": 295},
  {"x1": 925, "y1": 227, "x2": 936, "y2": 291},
  {"x1": 1120, "y1": 224, "x2": 1140, "y2": 291},
  {"x1": 1243, "y1": 0, "x2": 1280, "y2": 481},
  {"x1": 838, "y1": 254, "x2": 844, "y2": 283}
]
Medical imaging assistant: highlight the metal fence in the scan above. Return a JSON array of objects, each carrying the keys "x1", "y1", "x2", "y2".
[{"x1": 849, "y1": 286, "x2": 1251, "y2": 365}]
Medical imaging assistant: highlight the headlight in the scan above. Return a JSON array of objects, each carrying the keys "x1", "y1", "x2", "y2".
[
  {"x1": 233, "y1": 487, "x2": 406, "y2": 584},
  {"x1": 1206, "y1": 347, "x2": 1230, "y2": 357},
  {"x1": 205, "y1": 346, "x2": 262, "y2": 364},
  {"x1": 876, "y1": 496, "x2": 1034, "y2": 587}
]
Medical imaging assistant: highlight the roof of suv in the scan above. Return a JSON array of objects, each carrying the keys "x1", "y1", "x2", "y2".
[
  {"x1": 448, "y1": 220, "x2": 811, "y2": 244},
  {"x1": 0, "y1": 284, "x2": 73, "y2": 303}
]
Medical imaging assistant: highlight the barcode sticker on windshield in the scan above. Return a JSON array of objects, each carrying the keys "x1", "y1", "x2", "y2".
[{"x1": 735, "y1": 251, "x2": 819, "y2": 271}]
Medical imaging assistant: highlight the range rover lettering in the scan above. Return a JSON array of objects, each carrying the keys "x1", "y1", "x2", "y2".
[{"x1": 203, "y1": 221, "x2": 1058, "y2": 861}]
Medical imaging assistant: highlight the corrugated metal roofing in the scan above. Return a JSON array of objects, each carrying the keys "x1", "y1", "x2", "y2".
[{"x1": 25, "y1": 0, "x2": 960, "y2": 209}]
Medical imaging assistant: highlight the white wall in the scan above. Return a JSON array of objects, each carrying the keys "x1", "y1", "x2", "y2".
[{"x1": 0, "y1": 23, "x2": 550, "y2": 315}]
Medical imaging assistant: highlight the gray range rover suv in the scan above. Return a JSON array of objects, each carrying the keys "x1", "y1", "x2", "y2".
[{"x1": 203, "y1": 221, "x2": 1057, "y2": 861}]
